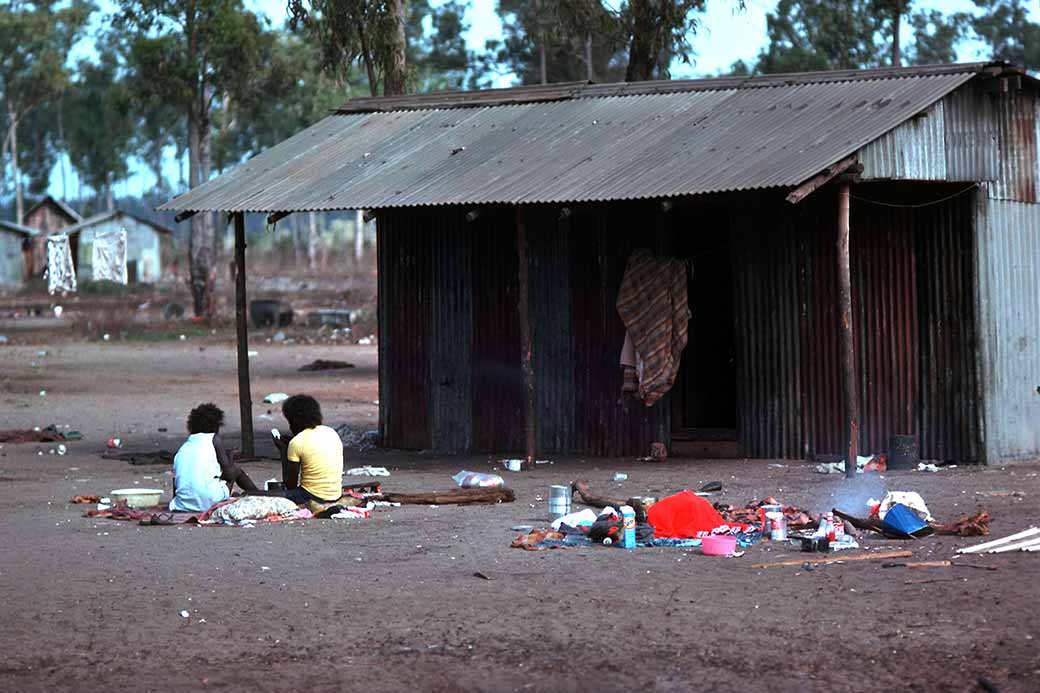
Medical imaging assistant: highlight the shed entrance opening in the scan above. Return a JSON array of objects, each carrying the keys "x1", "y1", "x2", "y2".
[{"x1": 670, "y1": 211, "x2": 737, "y2": 457}]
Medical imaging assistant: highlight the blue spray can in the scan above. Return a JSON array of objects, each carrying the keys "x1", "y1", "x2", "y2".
[{"x1": 620, "y1": 505, "x2": 636, "y2": 549}]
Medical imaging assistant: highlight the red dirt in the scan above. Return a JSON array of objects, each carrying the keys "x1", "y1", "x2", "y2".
[{"x1": 1, "y1": 341, "x2": 1038, "y2": 692}]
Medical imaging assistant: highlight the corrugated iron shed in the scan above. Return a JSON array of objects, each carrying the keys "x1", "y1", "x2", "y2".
[{"x1": 161, "y1": 63, "x2": 1031, "y2": 214}]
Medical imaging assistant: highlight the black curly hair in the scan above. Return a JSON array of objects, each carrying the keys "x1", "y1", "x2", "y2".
[
  {"x1": 187, "y1": 403, "x2": 225, "y2": 434},
  {"x1": 282, "y1": 394, "x2": 322, "y2": 433}
]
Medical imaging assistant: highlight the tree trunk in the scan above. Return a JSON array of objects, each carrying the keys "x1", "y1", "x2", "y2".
[
  {"x1": 384, "y1": 0, "x2": 408, "y2": 96},
  {"x1": 357, "y1": 21, "x2": 379, "y2": 97},
  {"x1": 8, "y1": 103, "x2": 23, "y2": 225},
  {"x1": 534, "y1": 0, "x2": 547, "y2": 84},
  {"x1": 106, "y1": 171, "x2": 114, "y2": 211},
  {"x1": 187, "y1": 111, "x2": 215, "y2": 318},
  {"x1": 307, "y1": 212, "x2": 318, "y2": 271},
  {"x1": 892, "y1": 9, "x2": 902, "y2": 67},
  {"x1": 585, "y1": 34, "x2": 594, "y2": 82},
  {"x1": 624, "y1": 0, "x2": 658, "y2": 82}
]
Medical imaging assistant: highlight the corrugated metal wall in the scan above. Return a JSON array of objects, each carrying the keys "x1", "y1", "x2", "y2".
[
  {"x1": 916, "y1": 193, "x2": 980, "y2": 462},
  {"x1": 992, "y1": 90, "x2": 1038, "y2": 203},
  {"x1": 859, "y1": 102, "x2": 948, "y2": 181},
  {"x1": 377, "y1": 210, "x2": 432, "y2": 449},
  {"x1": 974, "y1": 191, "x2": 1040, "y2": 462}
]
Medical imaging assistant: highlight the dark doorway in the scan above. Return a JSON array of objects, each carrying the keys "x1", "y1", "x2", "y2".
[{"x1": 670, "y1": 208, "x2": 737, "y2": 451}]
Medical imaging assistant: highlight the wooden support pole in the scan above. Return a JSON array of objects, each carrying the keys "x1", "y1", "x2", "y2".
[
  {"x1": 838, "y1": 184, "x2": 858, "y2": 480},
  {"x1": 234, "y1": 212, "x2": 255, "y2": 457},
  {"x1": 516, "y1": 205, "x2": 536, "y2": 469},
  {"x1": 174, "y1": 210, "x2": 198, "y2": 223}
]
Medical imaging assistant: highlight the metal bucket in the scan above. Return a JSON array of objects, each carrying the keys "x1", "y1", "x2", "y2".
[{"x1": 548, "y1": 484, "x2": 571, "y2": 519}]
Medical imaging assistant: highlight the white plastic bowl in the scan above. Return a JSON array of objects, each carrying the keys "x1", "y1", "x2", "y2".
[{"x1": 110, "y1": 488, "x2": 163, "y2": 509}]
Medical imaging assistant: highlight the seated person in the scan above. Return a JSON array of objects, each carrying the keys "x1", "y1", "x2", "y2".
[
  {"x1": 272, "y1": 395, "x2": 344, "y2": 505},
  {"x1": 170, "y1": 403, "x2": 259, "y2": 512}
]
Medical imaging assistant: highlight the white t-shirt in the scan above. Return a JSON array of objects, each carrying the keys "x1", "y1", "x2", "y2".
[{"x1": 169, "y1": 432, "x2": 230, "y2": 512}]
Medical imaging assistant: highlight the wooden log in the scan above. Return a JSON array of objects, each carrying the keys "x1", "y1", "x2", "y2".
[
  {"x1": 516, "y1": 205, "x2": 536, "y2": 469},
  {"x1": 752, "y1": 550, "x2": 912, "y2": 569},
  {"x1": 378, "y1": 487, "x2": 515, "y2": 505},
  {"x1": 837, "y1": 184, "x2": 858, "y2": 480},
  {"x1": 234, "y1": 212, "x2": 255, "y2": 457},
  {"x1": 786, "y1": 155, "x2": 858, "y2": 204},
  {"x1": 571, "y1": 479, "x2": 628, "y2": 509}
]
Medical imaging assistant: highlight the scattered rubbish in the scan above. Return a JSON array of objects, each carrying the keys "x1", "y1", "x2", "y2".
[
  {"x1": 298, "y1": 359, "x2": 355, "y2": 372},
  {"x1": 102, "y1": 333, "x2": 111, "y2": 341},
  {"x1": 548, "y1": 484, "x2": 571, "y2": 519},
  {"x1": 56, "y1": 444, "x2": 67, "y2": 455},
  {"x1": 881, "y1": 503, "x2": 935, "y2": 539},
  {"x1": 39, "y1": 390, "x2": 46, "y2": 397},
  {"x1": 765, "y1": 509, "x2": 787, "y2": 541},
  {"x1": 550, "y1": 508, "x2": 597, "y2": 531},
  {"x1": 272, "y1": 330, "x2": 286, "y2": 342},
  {"x1": 916, "y1": 462, "x2": 941, "y2": 472},
  {"x1": 613, "y1": 472, "x2": 628, "y2": 481},
  {"x1": 331, "y1": 425, "x2": 380, "y2": 452},
  {"x1": 753, "y1": 549, "x2": 912, "y2": 570},
  {"x1": 767, "y1": 463, "x2": 786, "y2": 468},
  {"x1": 107, "y1": 437, "x2": 123, "y2": 449},
  {"x1": 933, "y1": 511, "x2": 990, "y2": 537},
  {"x1": 815, "y1": 454, "x2": 886, "y2": 475},
  {"x1": 307, "y1": 309, "x2": 352, "y2": 329},
  {"x1": 620, "y1": 505, "x2": 637, "y2": 549},
  {"x1": 358, "y1": 337, "x2": 373, "y2": 346},
  {"x1": 180, "y1": 610, "x2": 190, "y2": 619},
  {"x1": 263, "y1": 393, "x2": 289, "y2": 404},
  {"x1": 650, "y1": 442, "x2": 667, "y2": 461},
  {"x1": 502, "y1": 459, "x2": 523, "y2": 472},
  {"x1": 452, "y1": 471, "x2": 505, "y2": 489},
  {"x1": 53, "y1": 305, "x2": 63, "y2": 318},
  {"x1": 799, "y1": 537, "x2": 830, "y2": 552},
  {"x1": 247, "y1": 350, "x2": 258, "y2": 357},
  {"x1": 511, "y1": 525, "x2": 533, "y2": 532},
  {"x1": 958, "y1": 527, "x2": 1040, "y2": 554},
  {"x1": 162, "y1": 302, "x2": 185, "y2": 320},
  {"x1": 70, "y1": 495, "x2": 101, "y2": 504},
  {"x1": 0, "y1": 426, "x2": 67, "y2": 443},
  {"x1": 877, "y1": 491, "x2": 933, "y2": 522},
  {"x1": 698, "y1": 481, "x2": 723, "y2": 494},
  {"x1": 473, "y1": 571, "x2": 492, "y2": 580},
  {"x1": 345, "y1": 466, "x2": 390, "y2": 477}
]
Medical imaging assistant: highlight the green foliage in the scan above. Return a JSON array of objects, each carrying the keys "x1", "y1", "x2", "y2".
[
  {"x1": 908, "y1": 9, "x2": 964, "y2": 65},
  {"x1": 970, "y1": 0, "x2": 1040, "y2": 71},
  {"x1": 63, "y1": 46, "x2": 135, "y2": 198}
]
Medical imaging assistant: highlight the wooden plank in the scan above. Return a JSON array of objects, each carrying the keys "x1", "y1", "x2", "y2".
[
  {"x1": 786, "y1": 155, "x2": 858, "y2": 204},
  {"x1": 957, "y1": 526, "x2": 1040, "y2": 553},
  {"x1": 233, "y1": 212, "x2": 254, "y2": 457}
]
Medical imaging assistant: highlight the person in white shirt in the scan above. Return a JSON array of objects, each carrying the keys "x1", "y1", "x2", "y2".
[{"x1": 169, "y1": 403, "x2": 258, "y2": 512}]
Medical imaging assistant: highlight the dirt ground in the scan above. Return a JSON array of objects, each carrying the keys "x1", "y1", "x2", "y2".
[{"x1": 1, "y1": 339, "x2": 1039, "y2": 692}]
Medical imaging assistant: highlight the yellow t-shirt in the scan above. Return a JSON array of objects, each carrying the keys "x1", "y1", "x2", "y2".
[{"x1": 287, "y1": 425, "x2": 344, "y2": 501}]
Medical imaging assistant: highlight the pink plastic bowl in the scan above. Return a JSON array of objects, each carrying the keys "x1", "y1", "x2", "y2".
[{"x1": 701, "y1": 535, "x2": 737, "y2": 556}]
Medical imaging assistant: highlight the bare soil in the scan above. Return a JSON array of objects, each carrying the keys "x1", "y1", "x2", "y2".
[{"x1": 1, "y1": 340, "x2": 1039, "y2": 692}]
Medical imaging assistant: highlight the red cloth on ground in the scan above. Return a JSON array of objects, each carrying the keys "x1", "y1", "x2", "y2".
[{"x1": 647, "y1": 490, "x2": 726, "y2": 538}]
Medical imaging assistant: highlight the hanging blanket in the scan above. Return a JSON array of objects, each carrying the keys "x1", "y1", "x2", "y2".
[{"x1": 616, "y1": 249, "x2": 690, "y2": 406}]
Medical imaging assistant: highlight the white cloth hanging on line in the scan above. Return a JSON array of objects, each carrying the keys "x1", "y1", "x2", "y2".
[
  {"x1": 46, "y1": 234, "x2": 77, "y2": 294},
  {"x1": 91, "y1": 228, "x2": 127, "y2": 284}
]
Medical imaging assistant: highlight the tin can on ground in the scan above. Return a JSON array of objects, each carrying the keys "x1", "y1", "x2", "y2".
[
  {"x1": 766, "y1": 511, "x2": 787, "y2": 541},
  {"x1": 548, "y1": 484, "x2": 571, "y2": 519},
  {"x1": 760, "y1": 503, "x2": 782, "y2": 532}
]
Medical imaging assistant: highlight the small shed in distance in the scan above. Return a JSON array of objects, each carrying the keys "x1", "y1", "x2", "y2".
[
  {"x1": 61, "y1": 210, "x2": 173, "y2": 284},
  {"x1": 23, "y1": 195, "x2": 83, "y2": 277},
  {"x1": 0, "y1": 221, "x2": 37, "y2": 287}
]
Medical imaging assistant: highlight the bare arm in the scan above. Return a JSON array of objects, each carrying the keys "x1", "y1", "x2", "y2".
[
  {"x1": 214, "y1": 436, "x2": 259, "y2": 492},
  {"x1": 274, "y1": 435, "x2": 300, "y2": 489}
]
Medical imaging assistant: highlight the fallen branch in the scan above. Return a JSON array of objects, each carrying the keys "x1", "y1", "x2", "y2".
[
  {"x1": 571, "y1": 480, "x2": 653, "y2": 521},
  {"x1": 752, "y1": 550, "x2": 912, "y2": 569},
  {"x1": 377, "y1": 488, "x2": 514, "y2": 505}
]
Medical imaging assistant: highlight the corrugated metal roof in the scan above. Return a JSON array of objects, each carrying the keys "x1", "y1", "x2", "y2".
[
  {"x1": 162, "y1": 64, "x2": 1019, "y2": 213},
  {"x1": 62, "y1": 210, "x2": 174, "y2": 236}
]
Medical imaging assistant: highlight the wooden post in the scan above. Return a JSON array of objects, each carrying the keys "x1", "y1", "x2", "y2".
[
  {"x1": 837, "y1": 185, "x2": 858, "y2": 479},
  {"x1": 234, "y1": 212, "x2": 255, "y2": 457},
  {"x1": 516, "y1": 206, "x2": 536, "y2": 468}
]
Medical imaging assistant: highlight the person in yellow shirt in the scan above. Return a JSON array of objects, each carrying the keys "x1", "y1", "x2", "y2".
[{"x1": 272, "y1": 394, "x2": 344, "y2": 504}]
